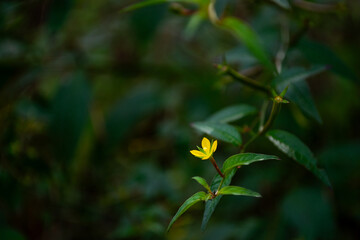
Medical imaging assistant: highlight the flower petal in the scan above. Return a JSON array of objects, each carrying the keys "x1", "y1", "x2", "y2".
[
  {"x1": 202, "y1": 154, "x2": 211, "y2": 160},
  {"x1": 211, "y1": 140, "x2": 217, "y2": 153},
  {"x1": 201, "y1": 137, "x2": 211, "y2": 154},
  {"x1": 190, "y1": 150, "x2": 206, "y2": 158}
]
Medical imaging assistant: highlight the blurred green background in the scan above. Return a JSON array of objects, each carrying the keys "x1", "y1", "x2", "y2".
[{"x1": 0, "y1": 0, "x2": 359, "y2": 239}]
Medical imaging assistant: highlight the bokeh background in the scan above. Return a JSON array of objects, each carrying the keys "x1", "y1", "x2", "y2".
[{"x1": 0, "y1": 0, "x2": 360, "y2": 239}]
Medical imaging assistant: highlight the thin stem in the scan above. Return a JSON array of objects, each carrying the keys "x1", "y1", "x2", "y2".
[
  {"x1": 215, "y1": 166, "x2": 242, "y2": 194},
  {"x1": 213, "y1": 18, "x2": 310, "y2": 83},
  {"x1": 223, "y1": 66, "x2": 273, "y2": 97},
  {"x1": 275, "y1": 20, "x2": 290, "y2": 74},
  {"x1": 210, "y1": 156, "x2": 224, "y2": 178},
  {"x1": 216, "y1": 177, "x2": 225, "y2": 194},
  {"x1": 260, "y1": 100, "x2": 280, "y2": 134},
  {"x1": 242, "y1": 100, "x2": 281, "y2": 153},
  {"x1": 259, "y1": 100, "x2": 270, "y2": 132}
]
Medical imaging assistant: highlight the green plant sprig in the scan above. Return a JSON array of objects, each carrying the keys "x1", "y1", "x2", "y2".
[{"x1": 121, "y1": 0, "x2": 332, "y2": 232}]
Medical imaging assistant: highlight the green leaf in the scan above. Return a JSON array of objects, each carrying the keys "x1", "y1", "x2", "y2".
[
  {"x1": 267, "y1": 129, "x2": 331, "y2": 187},
  {"x1": 298, "y1": 39, "x2": 357, "y2": 81},
  {"x1": 207, "y1": 104, "x2": 257, "y2": 123},
  {"x1": 221, "y1": 17, "x2": 276, "y2": 73},
  {"x1": 120, "y1": 0, "x2": 200, "y2": 13},
  {"x1": 217, "y1": 186, "x2": 261, "y2": 197},
  {"x1": 288, "y1": 81, "x2": 322, "y2": 124},
  {"x1": 280, "y1": 85, "x2": 289, "y2": 97},
  {"x1": 192, "y1": 122, "x2": 242, "y2": 146},
  {"x1": 184, "y1": 13, "x2": 204, "y2": 39},
  {"x1": 273, "y1": 66, "x2": 326, "y2": 124},
  {"x1": 192, "y1": 176, "x2": 211, "y2": 192},
  {"x1": 222, "y1": 153, "x2": 279, "y2": 175},
  {"x1": 167, "y1": 191, "x2": 207, "y2": 231},
  {"x1": 273, "y1": 66, "x2": 327, "y2": 91},
  {"x1": 201, "y1": 169, "x2": 236, "y2": 230}
]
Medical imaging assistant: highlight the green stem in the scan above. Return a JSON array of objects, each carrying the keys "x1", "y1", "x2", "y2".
[
  {"x1": 216, "y1": 177, "x2": 225, "y2": 194},
  {"x1": 260, "y1": 100, "x2": 280, "y2": 134},
  {"x1": 241, "y1": 100, "x2": 280, "y2": 153},
  {"x1": 225, "y1": 66, "x2": 273, "y2": 97},
  {"x1": 259, "y1": 100, "x2": 269, "y2": 131},
  {"x1": 210, "y1": 156, "x2": 224, "y2": 178},
  {"x1": 209, "y1": 190, "x2": 216, "y2": 198}
]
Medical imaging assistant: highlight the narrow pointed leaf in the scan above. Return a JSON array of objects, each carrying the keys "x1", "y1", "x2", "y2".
[
  {"x1": 184, "y1": 13, "x2": 204, "y2": 39},
  {"x1": 217, "y1": 186, "x2": 261, "y2": 197},
  {"x1": 201, "y1": 169, "x2": 236, "y2": 230},
  {"x1": 273, "y1": 66, "x2": 327, "y2": 91},
  {"x1": 192, "y1": 176, "x2": 211, "y2": 193},
  {"x1": 298, "y1": 39, "x2": 357, "y2": 81},
  {"x1": 167, "y1": 191, "x2": 207, "y2": 231},
  {"x1": 207, "y1": 104, "x2": 257, "y2": 123},
  {"x1": 267, "y1": 129, "x2": 331, "y2": 187},
  {"x1": 222, "y1": 153, "x2": 279, "y2": 175},
  {"x1": 280, "y1": 85, "x2": 289, "y2": 97},
  {"x1": 288, "y1": 81, "x2": 322, "y2": 124},
  {"x1": 221, "y1": 17, "x2": 276, "y2": 73},
  {"x1": 272, "y1": 66, "x2": 326, "y2": 124},
  {"x1": 192, "y1": 122, "x2": 242, "y2": 146}
]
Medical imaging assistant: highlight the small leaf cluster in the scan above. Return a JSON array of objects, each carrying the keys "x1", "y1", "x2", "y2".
[{"x1": 167, "y1": 151, "x2": 279, "y2": 231}]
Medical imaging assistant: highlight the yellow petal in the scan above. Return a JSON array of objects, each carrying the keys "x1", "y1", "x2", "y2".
[
  {"x1": 201, "y1": 137, "x2": 211, "y2": 154},
  {"x1": 211, "y1": 140, "x2": 217, "y2": 153},
  {"x1": 190, "y1": 150, "x2": 206, "y2": 158},
  {"x1": 202, "y1": 154, "x2": 211, "y2": 160}
]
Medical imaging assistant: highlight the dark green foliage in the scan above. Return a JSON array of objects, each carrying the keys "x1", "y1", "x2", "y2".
[
  {"x1": 207, "y1": 104, "x2": 257, "y2": 123},
  {"x1": 222, "y1": 153, "x2": 279, "y2": 175},
  {"x1": 267, "y1": 129, "x2": 331, "y2": 187},
  {"x1": 192, "y1": 122, "x2": 242, "y2": 145},
  {"x1": 167, "y1": 191, "x2": 208, "y2": 231}
]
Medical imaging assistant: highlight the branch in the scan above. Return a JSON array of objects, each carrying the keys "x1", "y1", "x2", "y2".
[{"x1": 217, "y1": 65, "x2": 273, "y2": 96}]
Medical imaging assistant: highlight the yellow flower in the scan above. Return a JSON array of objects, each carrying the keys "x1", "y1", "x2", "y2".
[{"x1": 190, "y1": 137, "x2": 218, "y2": 160}]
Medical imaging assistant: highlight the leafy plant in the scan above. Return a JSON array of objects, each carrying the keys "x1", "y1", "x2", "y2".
[{"x1": 121, "y1": 0, "x2": 336, "y2": 232}]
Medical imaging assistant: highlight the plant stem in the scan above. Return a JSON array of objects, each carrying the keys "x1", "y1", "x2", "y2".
[
  {"x1": 215, "y1": 166, "x2": 242, "y2": 194},
  {"x1": 210, "y1": 156, "x2": 224, "y2": 178},
  {"x1": 216, "y1": 177, "x2": 225, "y2": 194},
  {"x1": 241, "y1": 100, "x2": 280, "y2": 153},
  {"x1": 224, "y1": 66, "x2": 273, "y2": 97},
  {"x1": 260, "y1": 100, "x2": 280, "y2": 134},
  {"x1": 259, "y1": 100, "x2": 269, "y2": 131}
]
